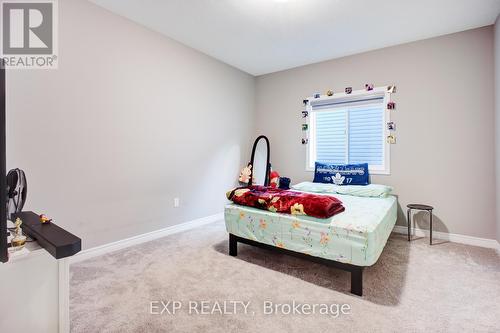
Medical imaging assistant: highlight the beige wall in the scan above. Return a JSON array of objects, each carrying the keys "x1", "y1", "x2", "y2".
[
  {"x1": 255, "y1": 27, "x2": 496, "y2": 239},
  {"x1": 495, "y1": 16, "x2": 500, "y2": 243},
  {"x1": 6, "y1": 0, "x2": 254, "y2": 249}
]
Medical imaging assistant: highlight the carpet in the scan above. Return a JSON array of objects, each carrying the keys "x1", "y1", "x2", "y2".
[{"x1": 70, "y1": 220, "x2": 500, "y2": 332}]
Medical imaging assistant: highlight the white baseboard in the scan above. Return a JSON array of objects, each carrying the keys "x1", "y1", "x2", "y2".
[
  {"x1": 70, "y1": 212, "x2": 224, "y2": 264},
  {"x1": 392, "y1": 225, "x2": 500, "y2": 250}
]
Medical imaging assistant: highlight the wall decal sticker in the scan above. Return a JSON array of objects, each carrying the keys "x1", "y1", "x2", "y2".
[
  {"x1": 345, "y1": 87, "x2": 352, "y2": 94},
  {"x1": 387, "y1": 122, "x2": 396, "y2": 130},
  {"x1": 365, "y1": 83, "x2": 374, "y2": 91},
  {"x1": 387, "y1": 85, "x2": 396, "y2": 93},
  {"x1": 314, "y1": 93, "x2": 321, "y2": 99},
  {"x1": 387, "y1": 134, "x2": 396, "y2": 144},
  {"x1": 326, "y1": 90, "x2": 333, "y2": 96},
  {"x1": 387, "y1": 101, "x2": 396, "y2": 110},
  {"x1": 302, "y1": 110, "x2": 308, "y2": 118}
]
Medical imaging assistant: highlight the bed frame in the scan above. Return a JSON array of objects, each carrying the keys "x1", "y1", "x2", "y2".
[{"x1": 229, "y1": 233, "x2": 364, "y2": 296}]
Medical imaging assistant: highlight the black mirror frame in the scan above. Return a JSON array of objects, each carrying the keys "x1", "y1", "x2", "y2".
[{"x1": 248, "y1": 135, "x2": 271, "y2": 187}]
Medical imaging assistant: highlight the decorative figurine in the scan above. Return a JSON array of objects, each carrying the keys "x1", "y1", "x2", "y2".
[
  {"x1": 303, "y1": 99, "x2": 309, "y2": 105},
  {"x1": 269, "y1": 170, "x2": 280, "y2": 188},
  {"x1": 301, "y1": 110, "x2": 308, "y2": 118},
  {"x1": 238, "y1": 165, "x2": 252, "y2": 184},
  {"x1": 387, "y1": 134, "x2": 396, "y2": 144},
  {"x1": 314, "y1": 93, "x2": 321, "y2": 99},
  {"x1": 39, "y1": 214, "x2": 52, "y2": 224},
  {"x1": 301, "y1": 138, "x2": 308, "y2": 144},
  {"x1": 345, "y1": 87, "x2": 352, "y2": 94},
  {"x1": 302, "y1": 124, "x2": 308, "y2": 131},
  {"x1": 365, "y1": 83, "x2": 374, "y2": 91},
  {"x1": 326, "y1": 90, "x2": 333, "y2": 96},
  {"x1": 387, "y1": 101, "x2": 396, "y2": 110},
  {"x1": 387, "y1": 85, "x2": 396, "y2": 93},
  {"x1": 11, "y1": 217, "x2": 27, "y2": 249}
]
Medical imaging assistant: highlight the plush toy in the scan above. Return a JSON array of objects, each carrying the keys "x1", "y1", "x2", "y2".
[
  {"x1": 279, "y1": 177, "x2": 291, "y2": 190},
  {"x1": 239, "y1": 165, "x2": 252, "y2": 184},
  {"x1": 269, "y1": 170, "x2": 280, "y2": 188}
]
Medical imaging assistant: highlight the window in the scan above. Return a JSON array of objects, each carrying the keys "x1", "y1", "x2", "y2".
[{"x1": 306, "y1": 88, "x2": 390, "y2": 174}]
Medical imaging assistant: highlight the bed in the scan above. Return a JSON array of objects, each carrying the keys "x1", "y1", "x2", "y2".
[{"x1": 224, "y1": 182, "x2": 397, "y2": 296}]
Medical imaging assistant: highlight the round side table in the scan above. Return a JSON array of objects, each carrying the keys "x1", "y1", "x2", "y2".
[{"x1": 407, "y1": 204, "x2": 434, "y2": 245}]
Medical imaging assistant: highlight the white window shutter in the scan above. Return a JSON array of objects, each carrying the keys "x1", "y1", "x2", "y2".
[
  {"x1": 348, "y1": 106, "x2": 384, "y2": 165},
  {"x1": 315, "y1": 109, "x2": 347, "y2": 164}
]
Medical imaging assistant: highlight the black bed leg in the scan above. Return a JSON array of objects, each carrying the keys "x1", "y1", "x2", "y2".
[
  {"x1": 229, "y1": 234, "x2": 237, "y2": 256},
  {"x1": 350, "y1": 268, "x2": 363, "y2": 296}
]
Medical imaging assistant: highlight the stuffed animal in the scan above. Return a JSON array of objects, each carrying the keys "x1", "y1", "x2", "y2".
[
  {"x1": 279, "y1": 177, "x2": 291, "y2": 190},
  {"x1": 269, "y1": 170, "x2": 280, "y2": 188},
  {"x1": 239, "y1": 165, "x2": 252, "y2": 184}
]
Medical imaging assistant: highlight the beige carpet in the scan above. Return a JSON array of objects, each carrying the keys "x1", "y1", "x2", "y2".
[{"x1": 70, "y1": 220, "x2": 500, "y2": 332}]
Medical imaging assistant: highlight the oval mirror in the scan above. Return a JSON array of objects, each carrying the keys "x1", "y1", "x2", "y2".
[{"x1": 249, "y1": 136, "x2": 270, "y2": 186}]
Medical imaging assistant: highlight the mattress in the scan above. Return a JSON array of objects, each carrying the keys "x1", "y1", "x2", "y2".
[{"x1": 224, "y1": 193, "x2": 397, "y2": 266}]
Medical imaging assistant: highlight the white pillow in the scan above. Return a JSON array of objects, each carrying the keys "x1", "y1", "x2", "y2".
[{"x1": 292, "y1": 181, "x2": 393, "y2": 198}]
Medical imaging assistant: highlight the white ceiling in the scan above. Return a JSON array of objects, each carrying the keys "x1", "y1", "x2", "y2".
[{"x1": 89, "y1": 0, "x2": 500, "y2": 76}]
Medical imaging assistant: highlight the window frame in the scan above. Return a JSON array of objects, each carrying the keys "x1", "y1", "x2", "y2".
[{"x1": 305, "y1": 86, "x2": 391, "y2": 175}]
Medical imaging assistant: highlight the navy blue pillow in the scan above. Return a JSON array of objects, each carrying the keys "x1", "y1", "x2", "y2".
[{"x1": 313, "y1": 162, "x2": 370, "y2": 185}]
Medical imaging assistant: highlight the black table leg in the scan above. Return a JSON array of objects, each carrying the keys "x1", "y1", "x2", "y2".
[
  {"x1": 229, "y1": 233, "x2": 237, "y2": 256},
  {"x1": 407, "y1": 209, "x2": 411, "y2": 241},
  {"x1": 429, "y1": 210, "x2": 433, "y2": 245},
  {"x1": 350, "y1": 268, "x2": 363, "y2": 296}
]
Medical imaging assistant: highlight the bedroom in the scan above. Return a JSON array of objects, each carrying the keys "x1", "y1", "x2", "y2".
[{"x1": 0, "y1": 0, "x2": 499, "y2": 332}]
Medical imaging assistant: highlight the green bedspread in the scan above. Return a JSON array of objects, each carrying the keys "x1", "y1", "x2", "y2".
[{"x1": 224, "y1": 193, "x2": 397, "y2": 266}]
